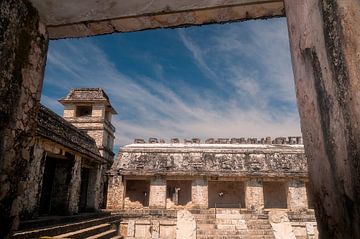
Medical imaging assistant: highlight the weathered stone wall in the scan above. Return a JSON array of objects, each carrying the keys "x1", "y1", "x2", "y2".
[
  {"x1": 0, "y1": 0, "x2": 48, "y2": 237},
  {"x1": 107, "y1": 175, "x2": 125, "y2": 210},
  {"x1": 67, "y1": 155, "x2": 82, "y2": 214},
  {"x1": 19, "y1": 139, "x2": 45, "y2": 219},
  {"x1": 176, "y1": 210, "x2": 196, "y2": 239},
  {"x1": 191, "y1": 178, "x2": 208, "y2": 208},
  {"x1": 113, "y1": 143, "x2": 307, "y2": 178},
  {"x1": 149, "y1": 178, "x2": 167, "y2": 209},
  {"x1": 285, "y1": 0, "x2": 360, "y2": 237},
  {"x1": 245, "y1": 179, "x2": 264, "y2": 212},
  {"x1": 287, "y1": 179, "x2": 308, "y2": 211}
]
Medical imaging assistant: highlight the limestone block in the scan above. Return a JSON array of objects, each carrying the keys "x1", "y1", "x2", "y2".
[
  {"x1": 287, "y1": 179, "x2": 307, "y2": 211},
  {"x1": 67, "y1": 155, "x2": 82, "y2": 214},
  {"x1": 176, "y1": 210, "x2": 196, "y2": 239},
  {"x1": 127, "y1": 220, "x2": 135, "y2": 237},
  {"x1": 245, "y1": 179, "x2": 264, "y2": 212},
  {"x1": 151, "y1": 220, "x2": 160, "y2": 239},
  {"x1": 107, "y1": 175, "x2": 124, "y2": 209},
  {"x1": 160, "y1": 224, "x2": 176, "y2": 239},
  {"x1": 19, "y1": 141, "x2": 45, "y2": 217},
  {"x1": 191, "y1": 178, "x2": 208, "y2": 208},
  {"x1": 268, "y1": 210, "x2": 296, "y2": 239},
  {"x1": 149, "y1": 178, "x2": 166, "y2": 208},
  {"x1": 135, "y1": 224, "x2": 151, "y2": 238}
]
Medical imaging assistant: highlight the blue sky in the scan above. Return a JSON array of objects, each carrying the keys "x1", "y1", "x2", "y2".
[{"x1": 41, "y1": 17, "x2": 301, "y2": 149}]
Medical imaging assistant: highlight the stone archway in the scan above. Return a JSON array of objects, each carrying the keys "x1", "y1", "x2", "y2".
[{"x1": 1, "y1": 0, "x2": 359, "y2": 238}]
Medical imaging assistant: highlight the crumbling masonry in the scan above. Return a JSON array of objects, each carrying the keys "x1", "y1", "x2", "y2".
[{"x1": 107, "y1": 137, "x2": 318, "y2": 238}]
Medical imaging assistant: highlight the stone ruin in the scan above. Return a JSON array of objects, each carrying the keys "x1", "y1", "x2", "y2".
[{"x1": 106, "y1": 137, "x2": 318, "y2": 239}]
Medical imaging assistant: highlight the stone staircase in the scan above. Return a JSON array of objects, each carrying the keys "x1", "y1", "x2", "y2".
[
  {"x1": 193, "y1": 209, "x2": 275, "y2": 239},
  {"x1": 12, "y1": 213, "x2": 122, "y2": 239}
]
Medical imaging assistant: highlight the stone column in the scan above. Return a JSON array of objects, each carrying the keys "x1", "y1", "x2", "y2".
[
  {"x1": 245, "y1": 179, "x2": 264, "y2": 212},
  {"x1": 149, "y1": 177, "x2": 166, "y2": 208},
  {"x1": 191, "y1": 178, "x2": 208, "y2": 208},
  {"x1": 287, "y1": 179, "x2": 308, "y2": 211},
  {"x1": 0, "y1": 0, "x2": 48, "y2": 237},
  {"x1": 106, "y1": 174, "x2": 125, "y2": 210},
  {"x1": 19, "y1": 140, "x2": 45, "y2": 219},
  {"x1": 285, "y1": 0, "x2": 360, "y2": 237},
  {"x1": 67, "y1": 155, "x2": 82, "y2": 214}
]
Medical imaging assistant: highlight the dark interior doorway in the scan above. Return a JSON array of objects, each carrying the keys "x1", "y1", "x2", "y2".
[
  {"x1": 79, "y1": 167, "x2": 90, "y2": 212},
  {"x1": 166, "y1": 180, "x2": 192, "y2": 206},
  {"x1": 125, "y1": 180, "x2": 150, "y2": 207},
  {"x1": 208, "y1": 181, "x2": 245, "y2": 208},
  {"x1": 39, "y1": 156, "x2": 73, "y2": 215},
  {"x1": 263, "y1": 181, "x2": 287, "y2": 208}
]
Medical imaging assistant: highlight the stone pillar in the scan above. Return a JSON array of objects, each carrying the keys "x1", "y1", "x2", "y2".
[
  {"x1": 107, "y1": 174, "x2": 124, "y2": 210},
  {"x1": 191, "y1": 178, "x2": 208, "y2": 208},
  {"x1": 287, "y1": 179, "x2": 308, "y2": 211},
  {"x1": 0, "y1": 0, "x2": 48, "y2": 237},
  {"x1": 285, "y1": 0, "x2": 360, "y2": 237},
  {"x1": 19, "y1": 140, "x2": 45, "y2": 219},
  {"x1": 245, "y1": 179, "x2": 264, "y2": 212},
  {"x1": 67, "y1": 155, "x2": 82, "y2": 214},
  {"x1": 149, "y1": 177, "x2": 166, "y2": 208}
]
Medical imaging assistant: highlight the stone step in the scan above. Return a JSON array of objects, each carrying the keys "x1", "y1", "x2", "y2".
[
  {"x1": 85, "y1": 229, "x2": 118, "y2": 239},
  {"x1": 12, "y1": 215, "x2": 121, "y2": 239},
  {"x1": 53, "y1": 223, "x2": 111, "y2": 239},
  {"x1": 109, "y1": 236, "x2": 122, "y2": 239},
  {"x1": 197, "y1": 236, "x2": 247, "y2": 239},
  {"x1": 216, "y1": 214, "x2": 243, "y2": 219},
  {"x1": 247, "y1": 230, "x2": 275, "y2": 235}
]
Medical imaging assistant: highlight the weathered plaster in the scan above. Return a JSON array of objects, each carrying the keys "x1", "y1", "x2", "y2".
[
  {"x1": 0, "y1": 0, "x2": 48, "y2": 237},
  {"x1": 245, "y1": 178, "x2": 264, "y2": 212},
  {"x1": 149, "y1": 178, "x2": 167, "y2": 209},
  {"x1": 67, "y1": 155, "x2": 81, "y2": 214},
  {"x1": 285, "y1": 0, "x2": 360, "y2": 237},
  {"x1": 107, "y1": 175, "x2": 125, "y2": 210},
  {"x1": 27, "y1": 0, "x2": 284, "y2": 39}
]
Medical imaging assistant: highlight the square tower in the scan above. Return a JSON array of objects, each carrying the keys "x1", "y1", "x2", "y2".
[{"x1": 59, "y1": 88, "x2": 117, "y2": 163}]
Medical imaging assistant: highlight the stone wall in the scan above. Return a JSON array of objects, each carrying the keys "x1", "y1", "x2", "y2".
[
  {"x1": 149, "y1": 178, "x2": 166, "y2": 208},
  {"x1": 113, "y1": 141, "x2": 307, "y2": 178},
  {"x1": 19, "y1": 140, "x2": 45, "y2": 219},
  {"x1": 191, "y1": 178, "x2": 208, "y2": 208},
  {"x1": 107, "y1": 175, "x2": 125, "y2": 210},
  {"x1": 245, "y1": 179, "x2": 264, "y2": 212},
  {"x1": 0, "y1": 0, "x2": 48, "y2": 236}
]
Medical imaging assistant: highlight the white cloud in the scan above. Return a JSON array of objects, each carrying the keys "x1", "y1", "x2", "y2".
[{"x1": 42, "y1": 18, "x2": 301, "y2": 149}]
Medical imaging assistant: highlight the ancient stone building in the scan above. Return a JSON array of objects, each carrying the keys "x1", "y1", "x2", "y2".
[
  {"x1": 59, "y1": 88, "x2": 117, "y2": 163},
  {"x1": 17, "y1": 88, "x2": 116, "y2": 220},
  {"x1": 107, "y1": 137, "x2": 318, "y2": 239}
]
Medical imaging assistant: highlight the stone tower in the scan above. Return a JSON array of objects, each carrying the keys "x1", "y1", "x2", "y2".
[{"x1": 59, "y1": 88, "x2": 117, "y2": 163}]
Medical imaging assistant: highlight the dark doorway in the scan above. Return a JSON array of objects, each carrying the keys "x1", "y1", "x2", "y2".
[
  {"x1": 39, "y1": 156, "x2": 73, "y2": 215},
  {"x1": 125, "y1": 180, "x2": 150, "y2": 207},
  {"x1": 39, "y1": 157, "x2": 56, "y2": 215},
  {"x1": 79, "y1": 167, "x2": 90, "y2": 212},
  {"x1": 263, "y1": 181, "x2": 287, "y2": 208},
  {"x1": 166, "y1": 180, "x2": 192, "y2": 206},
  {"x1": 208, "y1": 181, "x2": 245, "y2": 208}
]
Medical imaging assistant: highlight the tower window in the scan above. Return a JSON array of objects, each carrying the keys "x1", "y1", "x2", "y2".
[{"x1": 76, "y1": 106, "x2": 92, "y2": 117}]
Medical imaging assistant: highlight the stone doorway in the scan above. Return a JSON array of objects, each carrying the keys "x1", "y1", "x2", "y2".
[
  {"x1": 125, "y1": 180, "x2": 150, "y2": 208},
  {"x1": 166, "y1": 180, "x2": 192, "y2": 206},
  {"x1": 79, "y1": 167, "x2": 99, "y2": 212},
  {"x1": 208, "y1": 181, "x2": 245, "y2": 208},
  {"x1": 38, "y1": 156, "x2": 73, "y2": 215},
  {"x1": 263, "y1": 181, "x2": 287, "y2": 209}
]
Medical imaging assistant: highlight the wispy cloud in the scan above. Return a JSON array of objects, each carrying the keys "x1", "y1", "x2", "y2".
[{"x1": 42, "y1": 18, "x2": 300, "y2": 149}]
